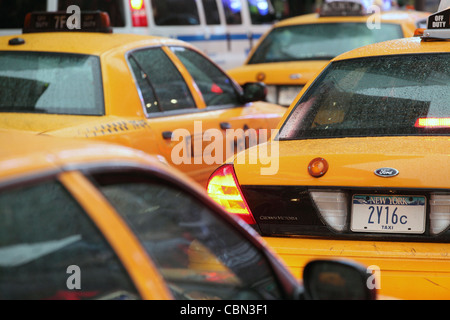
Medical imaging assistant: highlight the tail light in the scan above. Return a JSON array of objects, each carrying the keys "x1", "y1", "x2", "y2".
[
  {"x1": 129, "y1": 0, "x2": 148, "y2": 27},
  {"x1": 429, "y1": 193, "x2": 450, "y2": 235},
  {"x1": 310, "y1": 190, "x2": 348, "y2": 232},
  {"x1": 207, "y1": 164, "x2": 256, "y2": 224}
]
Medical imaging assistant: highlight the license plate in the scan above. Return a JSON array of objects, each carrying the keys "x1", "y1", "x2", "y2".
[
  {"x1": 351, "y1": 195, "x2": 426, "y2": 234},
  {"x1": 278, "y1": 86, "x2": 301, "y2": 106}
]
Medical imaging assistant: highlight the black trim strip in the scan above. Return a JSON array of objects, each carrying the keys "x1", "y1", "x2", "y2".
[{"x1": 240, "y1": 184, "x2": 450, "y2": 242}]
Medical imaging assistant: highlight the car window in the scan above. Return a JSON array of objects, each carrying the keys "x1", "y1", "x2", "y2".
[
  {"x1": 151, "y1": 0, "x2": 200, "y2": 26},
  {"x1": 222, "y1": 0, "x2": 243, "y2": 25},
  {"x1": 57, "y1": 0, "x2": 126, "y2": 27},
  {"x1": 0, "y1": 51, "x2": 104, "y2": 115},
  {"x1": 93, "y1": 172, "x2": 284, "y2": 300},
  {"x1": 202, "y1": 0, "x2": 221, "y2": 25},
  {"x1": 128, "y1": 58, "x2": 160, "y2": 114},
  {"x1": 0, "y1": 179, "x2": 139, "y2": 300},
  {"x1": 248, "y1": 23, "x2": 404, "y2": 64},
  {"x1": 129, "y1": 47, "x2": 197, "y2": 113},
  {"x1": 0, "y1": 0, "x2": 47, "y2": 29},
  {"x1": 279, "y1": 53, "x2": 450, "y2": 140},
  {"x1": 170, "y1": 46, "x2": 241, "y2": 107},
  {"x1": 247, "y1": 0, "x2": 274, "y2": 25}
]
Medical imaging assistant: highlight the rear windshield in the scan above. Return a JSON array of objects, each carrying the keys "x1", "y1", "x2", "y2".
[
  {"x1": 0, "y1": 51, "x2": 104, "y2": 116},
  {"x1": 279, "y1": 53, "x2": 450, "y2": 140},
  {"x1": 248, "y1": 23, "x2": 403, "y2": 64}
]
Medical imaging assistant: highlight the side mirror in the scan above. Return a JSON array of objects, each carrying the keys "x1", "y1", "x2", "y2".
[
  {"x1": 302, "y1": 259, "x2": 377, "y2": 300},
  {"x1": 241, "y1": 82, "x2": 267, "y2": 103}
]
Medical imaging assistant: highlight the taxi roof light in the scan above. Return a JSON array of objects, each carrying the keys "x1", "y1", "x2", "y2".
[
  {"x1": 207, "y1": 164, "x2": 256, "y2": 225},
  {"x1": 23, "y1": 11, "x2": 113, "y2": 34},
  {"x1": 421, "y1": 0, "x2": 450, "y2": 40}
]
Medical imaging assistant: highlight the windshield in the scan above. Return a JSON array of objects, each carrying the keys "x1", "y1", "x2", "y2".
[
  {"x1": 0, "y1": 51, "x2": 104, "y2": 115},
  {"x1": 279, "y1": 53, "x2": 450, "y2": 140},
  {"x1": 248, "y1": 23, "x2": 403, "y2": 63}
]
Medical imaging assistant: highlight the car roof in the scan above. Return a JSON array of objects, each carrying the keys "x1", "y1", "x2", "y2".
[
  {"x1": 0, "y1": 128, "x2": 168, "y2": 181},
  {"x1": 273, "y1": 10, "x2": 429, "y2": 28},
  {"x1": 0, "y1": 32, "x2": 190, "y2": 55},
  {"x1": 332, "y1": 36, "x2": 450, "y2": 61}
]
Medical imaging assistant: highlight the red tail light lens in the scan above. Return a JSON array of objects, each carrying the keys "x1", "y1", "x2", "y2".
[
  {"x1": 129, "y1": 0, "x2": 148, "y2": 27},
  {"x1": 207, "y1": 164, "x2": 256, "y2": 224}
]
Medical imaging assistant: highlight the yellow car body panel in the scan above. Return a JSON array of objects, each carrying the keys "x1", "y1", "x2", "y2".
[
  {"x1": 59, "y1": 171, "x2": 172, "y2": 300},
  {"x1": 0, "y1": 32, "x2": 286, "y2": 187},
  {"x1": 233, "y1": 136, "x2": 450, "y2": 299},
  {"x1": 228, "y1": 60, "x2": 329, "y2": 87},
  {"x1": 234, "y1": 137, "x2": 450, "y2": 189},
  {"x1": 262, "y1": 237, "x2": 450, "y2": 300},
  {"x1": 334, "y1": 36, "x2": 450, "y2": 60}
]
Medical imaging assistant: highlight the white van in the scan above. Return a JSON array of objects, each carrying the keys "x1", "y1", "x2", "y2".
[{"x1": 0, "y1": 0, "x2": 277, "y2": 70}]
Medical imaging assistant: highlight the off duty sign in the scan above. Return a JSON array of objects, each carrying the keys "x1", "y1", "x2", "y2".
[{"x1": 428, "y1": 8, "x2": 450, "y2": 29}]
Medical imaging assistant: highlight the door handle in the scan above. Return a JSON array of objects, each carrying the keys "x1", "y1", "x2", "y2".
[
  {"x1": 220, "y1": 122, "x2": 231, "y2": 130},
  {"x1": 162, "y1": 131, "x2": 173, "y2": 139}
]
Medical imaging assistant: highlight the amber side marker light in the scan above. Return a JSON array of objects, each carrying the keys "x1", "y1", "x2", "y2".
[
  {"x1": 256, "y1": 72, "x2": 266, "y2": 82},
  {"x1": 414, "y1": 28, "x2": 425, "y2": 37},
  {"x1": 207, "y1": 164, "x2": 256, "y2": 224},
  {"x1": 415, "y1": 117, "x2": 450, "y2": 128},
  {"x1": 308, "y1": 157, "x2": 329, "y2": 178}
]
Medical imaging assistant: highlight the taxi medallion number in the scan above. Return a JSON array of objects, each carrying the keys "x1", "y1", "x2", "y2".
[{"x1": 351, "y1": 195, "x2": 426, "y2": 234}]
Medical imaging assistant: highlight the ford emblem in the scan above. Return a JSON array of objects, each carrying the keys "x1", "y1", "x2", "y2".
[{"x1": 374, "y1": 167, "x2": 399, "y2": 178}]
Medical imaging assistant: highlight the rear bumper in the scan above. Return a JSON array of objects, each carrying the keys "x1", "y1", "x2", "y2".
[{"x1": 263, "y1": 236, "x2": 450, "y2": 300}]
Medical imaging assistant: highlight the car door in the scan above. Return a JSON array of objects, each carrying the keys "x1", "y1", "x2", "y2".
[
  {"x1": 127, "y1": 45, "x2": 220, "y2": 185},
  {"x1": 167, "y1": 46, "x2": 271, "y2": 170},
  {"x1": 0, "y1": 174, "x2": 148, "y2": 300},
  {"x1": 86, "y1": 167, "x2": 288, "y2": 300}
]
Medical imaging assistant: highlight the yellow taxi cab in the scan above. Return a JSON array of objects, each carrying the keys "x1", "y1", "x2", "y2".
[
  {"x1": 227, "y1": 0, "x2": 430, "y2": 106},
  {"x1": 0, "y1": 11, "x2": 286, "y2": 188},
  {"x1": 0, "y1": 129, "x2": 377, "y2": 300},
  {"x1": 207, "y1": 2, "x2": 450, "y2": 300}
]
